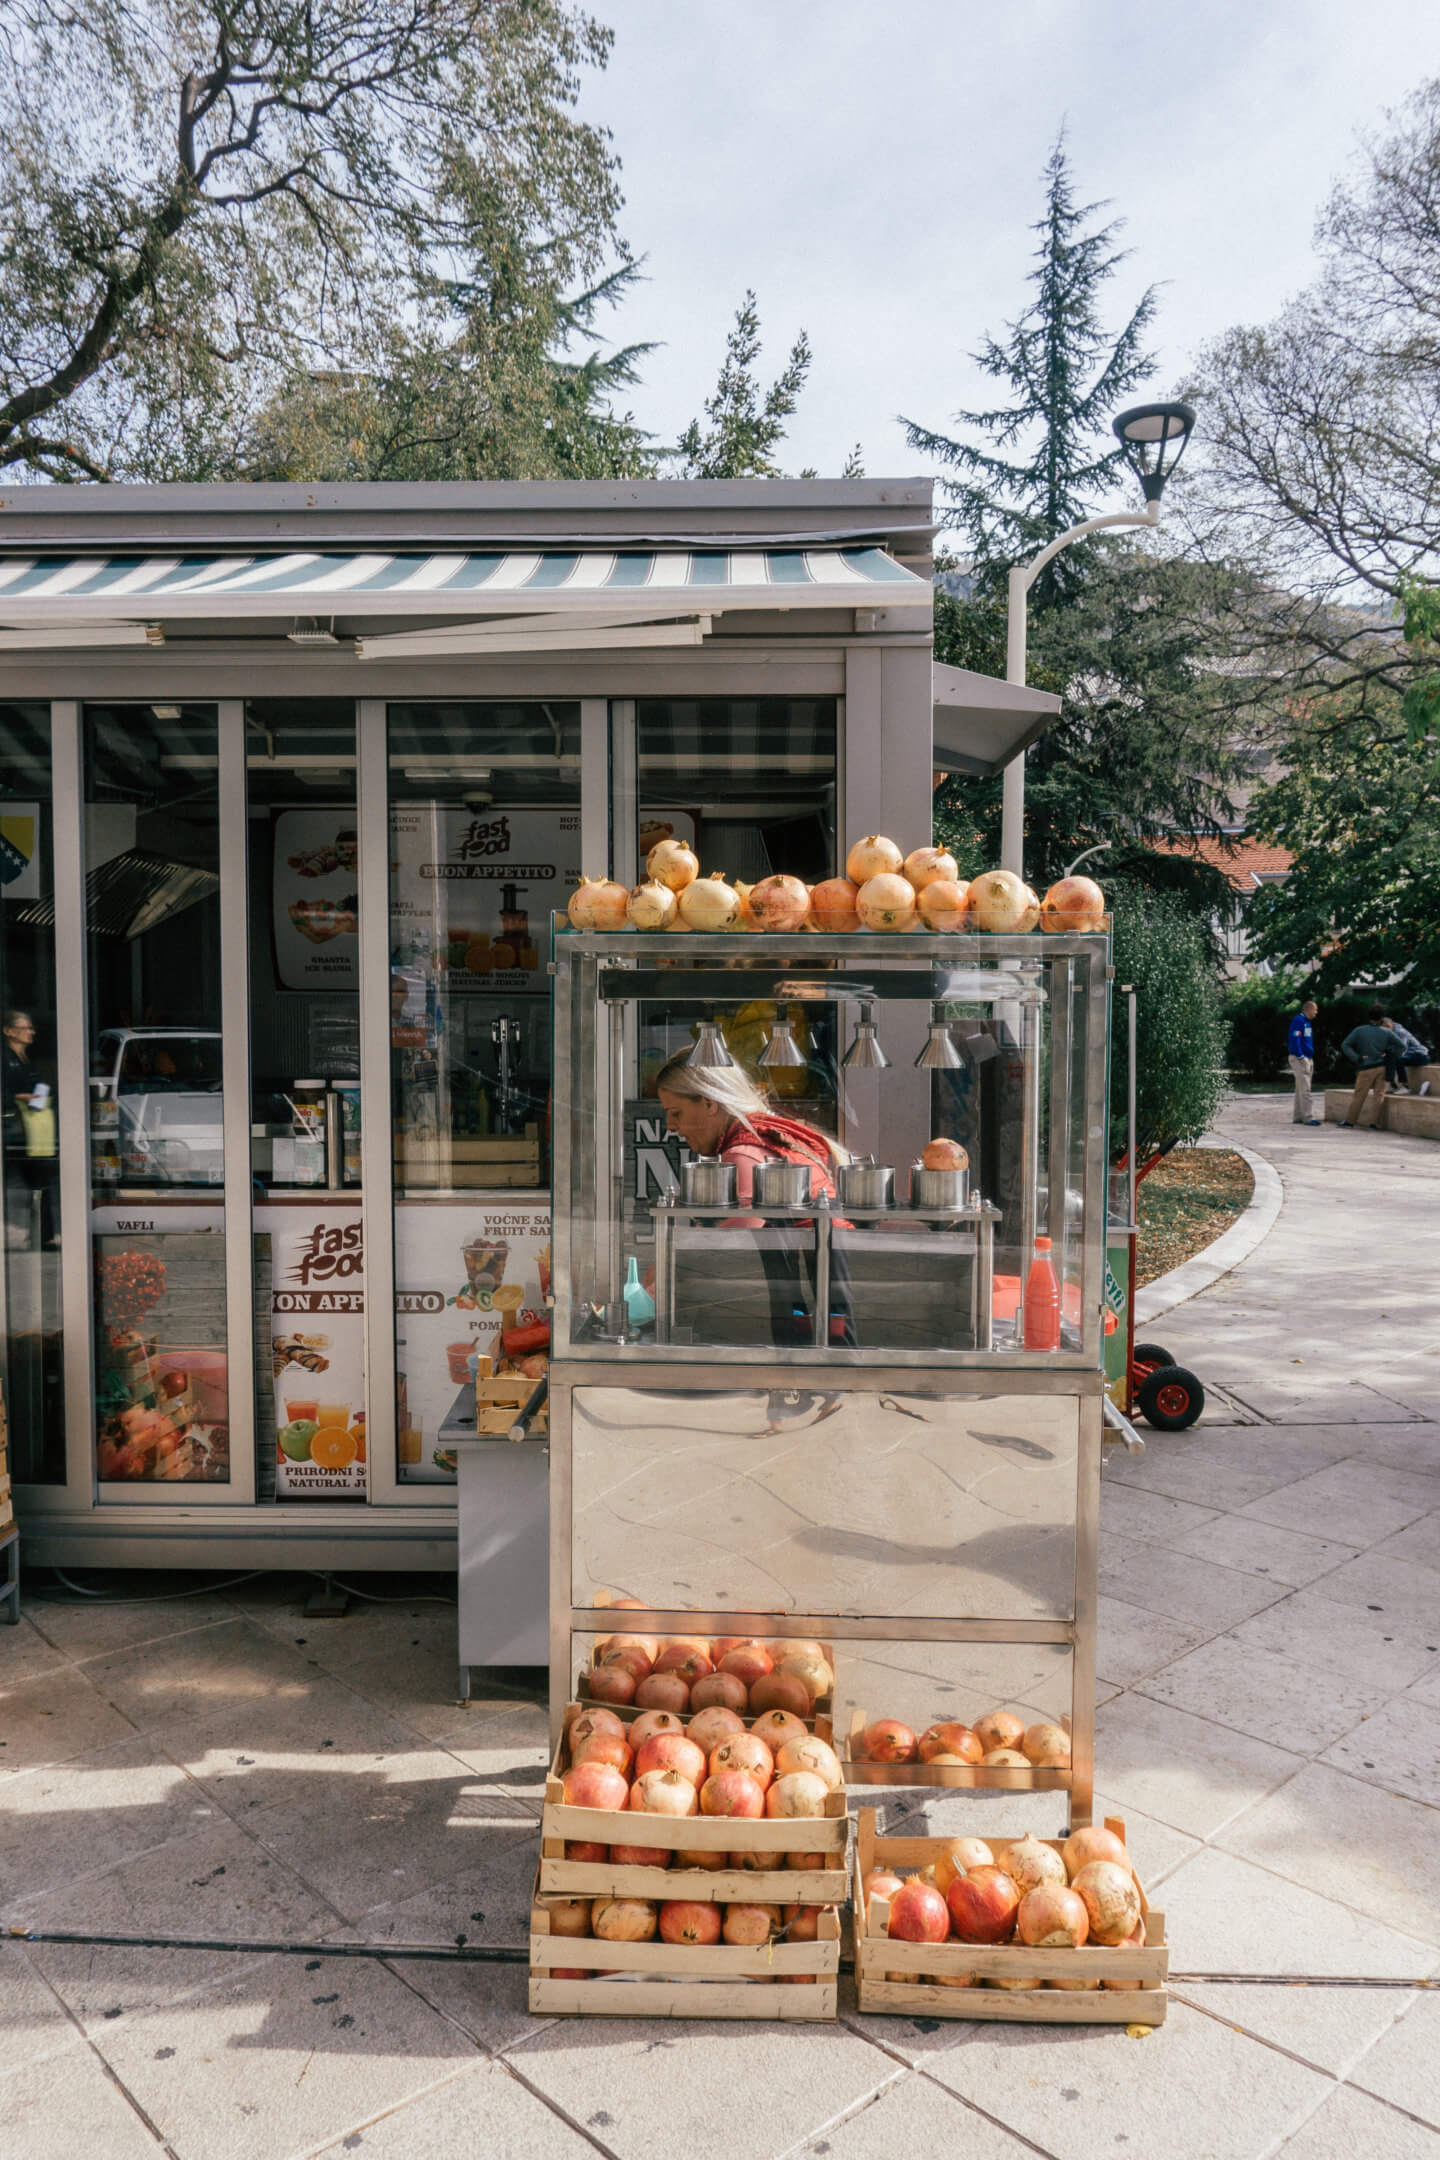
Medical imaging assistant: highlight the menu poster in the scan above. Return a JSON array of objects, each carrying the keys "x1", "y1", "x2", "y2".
[
  {"x1": 394, "y1": 1203, "x2": 551, "y2": 1483},
  {"x1": 271, "y1": 1205, "x2": 366, "y2": 1496},
  {"x1": 272, "y1": 810, "x2": 359, "y2": 990},
  {"x1": 389, "y1": 805, "x2": 580, "y2": 997}
]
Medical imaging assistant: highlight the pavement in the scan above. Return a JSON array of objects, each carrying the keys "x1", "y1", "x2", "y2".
[{"x1": 3, "y1": 1090, "x2": 1440, "y2": 2159}]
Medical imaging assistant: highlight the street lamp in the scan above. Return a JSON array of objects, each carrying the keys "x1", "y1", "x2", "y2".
[{"x1": 1001, "y1": 400, "x2": 1197, "y2": 878}]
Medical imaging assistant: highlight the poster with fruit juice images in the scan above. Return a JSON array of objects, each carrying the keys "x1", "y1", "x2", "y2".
[
  {"x1": 393, "y1": 1201, "x2": 551, "y2": 1483},
  {"x1": 272, "y1": 810, "x2": 360, "y2": 990},
  {"x1": 387, "y1": 805, "x2": 581, "y2": 994},
  {"x1": 271, "y1": 1206, "x2": 367, "y2": 1495}
]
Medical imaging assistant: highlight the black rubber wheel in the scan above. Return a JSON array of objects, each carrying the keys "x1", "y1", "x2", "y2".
[
  {"x1": 1132, "y1": 1341, "x2": 1176, "y2": 1370},
  {"x1": 1136, "y1": 1365, "x2": 1205, "y2": 1431}
]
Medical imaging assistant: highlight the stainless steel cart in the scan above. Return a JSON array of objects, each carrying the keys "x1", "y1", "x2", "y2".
[{"x1": 549, "y1": 927, "x2": 1110, "y2": 1829}]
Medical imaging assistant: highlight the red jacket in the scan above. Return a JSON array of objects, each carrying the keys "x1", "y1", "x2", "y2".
[{"x1": 719, "y1": 1112, "x2": 838, "y2": 1208}]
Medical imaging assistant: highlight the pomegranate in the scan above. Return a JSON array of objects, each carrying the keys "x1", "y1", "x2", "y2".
[
  {"x1": 845, "y1": 834, "x2": 904, "y2": 884},
  {"x1": 712, "y1": 1636, "x2": 763, "y2": 1661},
  {"x1": 774, "y1": 1735, "x2": 843, "y2": 1792},
  {"x1": 809, "y1": 876, "x2": 861, "y2": 932},
  {"x1": 689, "y1": 1671, "x2": 749, "y2": 1715},
  {"x1": 730, "y1": 1847, "x2": 771, "y2": 1871},
  {"x1": 1004, "y1": 1834, "x2": 1068, "y2": 1898},
  {"x1": 786, "y1": 1849, "x2": 828, "y2": 1871},
  {"x1": 723, "y1": 1903, "x2": 781, "y2": 1946},
  {"x1": 856, "y1": 872, "x2": 918, "y2": 932},
  {"x1": 700, "y1": 1768, "x2": 766, "y2": 1818},
  {"x1": 933, "y1": 1839, "x2": 995, "y2": 1895},
  {"x1": 585, "y1": 1665, "x2": 637, "y2": 1706},
  {"x1": 903, "y1": 845, "x2": 959, "y2": 891},
  {"x1": 550, "y1": 1968, "x2": 590, "y2": 1981},
  {"x1": 597, "y1": 1641, "x2": 652, "y2": 1681},
  {"x1": 917, "y1": 1721, "x2": 982, "y2": 1765},
  {"x1": 653, "y1": 1640, "x2": 713, "y2": 1683},
  {"x1": 596, "y1": 1628, "x2": 658, "y2": 1663},
  {"x1": 547, "y1": 1897, "x2": 592, "y2": 1938},
  {"x1": 967, "y1": 869, "x2": 1035, "y2": 934},
  {"x1": 1018, "y1": 883, "x2": 1041, "y2": 930},
  {"x1": 749, "y1": 1709, "x2": 809, "y2": 1756},
  {"x1": 748, "y1": 1672, "x2": 812, "y2": 1720},
  {"x1": 568, "y1": 876, "x2": 630, "y2": 931},
  {"x1": 687, "y1": 1705, "x2": 746, "y2": 1756},
  {"x1": 946, "y1": 1867, "x2": 1021, "y2": 1944},
  {"x1": 561, "y1": 1762, "x2": 629, "y2": 1812},
  {"x1": 972, "y1": 1710, "x2": 1025, "y2": 1754},
  {"x1": 570, "y1": 1708, "x2": 626, "y2": 1749},
  {"x1": 709, "y1": 1734, "x2": 775, "y2": 1789},
  {"x1": 629, "y1": 1769, "x2": 698, "y2": 1818},
  {"x1": 887, "y1": 1880, "x2": 950, "y2": 1943},
  {"x1": 1040, "y1": 875, "x2": 1106, "y2": 933},
  {"x1": 571, "y1": 1732, "x2": 633, "y2": 1778},
  {"x1": 626, "y1": 879, "x2": 678, "y2": 932},
  {"x1": 782, "y1": 1904, "x2": 821, "y2": 1942},
  {"x1": 675, "y1": 1845, "x2": 728, "y2": 1872},
  {"x1": 1017, "y1": 1883, "x2": 1089, "y2": 1948},
  {"x1": 765, "y1": 1638, "x2": 826, "y2": 1666},
  {"x1": 776, "y1": 1652, "x2": 833, "y2": 1704},
  {"x1": 609, "y1": 1841, "x2": 673, "y2": 1868},
  {"x1": 858, "y1": 1718, "x2": 918, "y2": 1764},
  {"x1": 1102, "y1": 1919, "x2": 1147, "y2": 1989},
  {"x1": 634, "y1": 1732, "x2": 706, "y2": 1786},
  {"x1": 645, "y1": 836, "x2": 699, "y2": 891},
  {"x1": 1071, "y1": 1861, "x2": 1141, "y2": 1945},
  {"x1": 564, "y1": 1840, "x2": 608, "y2": 1863},
  {"x1": 746, "y1": 874, "x2": 811, "y2": 933},
  {"x1": 634, "y1": 1671, "x2": 690, "y2": 1714},
  {"x1": 765, "y1": 1770, "x2": 828, "y2": 1818},
  {"x1": 718, "y1": 1643, "x2": 773, "y2": 1686},
  {"x1": 591, "y1": 1897, "x2": 657, "y2": 1943},
  {"x1": 629, "y1": 1709, "x2": 684, "y2": 1750},
  {"x1": 1062, "y1": 1824, "x2": 1130, "y2": 1881},
  {"x1": 863, "y1": 1867, "x2": 907, "y2": 1905},
  {"x1": 1022, "y1": 1722, "x2": 1070, "y2": 1768},
  {"x1": 919, "y1": 1137, "x2": 969, "y2": 1174},
  {"x1": 677, "y1": 871, "x2": 742, "y2": 931},
  {"x1": 659, "y1": 1900, "x2": 722, "y2": 1946},
  {"x1": 980, "y1": 1748, "x2": 1030, "y2": 1766},
  {"x1": 1048, "y1": 1975, "x2": 1102, "y2": 1991},
  {"x1": 917, "y1": 877, "x2": 972, "y2": 932}
]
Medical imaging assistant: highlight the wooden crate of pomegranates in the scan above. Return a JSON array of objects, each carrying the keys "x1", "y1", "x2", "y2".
[
  {"x1": 529, "y1": 1874, "x2": 841, "y2": 2019},
  {"x1": 576, "y1": 1625, "x2": 835, "y2": 1728},
  {"x1": 843, "y1": 1707, "x2": 1073, "y2": 1789},
  {"x1": 539, "y1": 1701, "x2": 850, "y2": 1906},
  {"x1": 851, "y1": 1810, "x2": 1168, "y2": 2025}
]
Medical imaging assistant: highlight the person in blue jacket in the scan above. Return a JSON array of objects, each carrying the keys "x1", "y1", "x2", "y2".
[{"x1": 1287, "y1": 999, "x2": 1320, "y2": 1125}]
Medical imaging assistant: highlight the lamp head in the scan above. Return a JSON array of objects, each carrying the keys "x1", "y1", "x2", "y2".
[
  {"x1": 1111, "y1": 401, "x2": 1196, "y2": 502},
  {"x1": 685, "y1": 1021, "x2": 735, "y2": 1069},
  {"x1": 758, "y1": 1019, "x2": 806, "y2": 1068}
]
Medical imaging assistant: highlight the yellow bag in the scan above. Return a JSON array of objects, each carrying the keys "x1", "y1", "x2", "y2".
[{"x1": 18, "y1": 1100, "x2": 55, "y2": 1158}]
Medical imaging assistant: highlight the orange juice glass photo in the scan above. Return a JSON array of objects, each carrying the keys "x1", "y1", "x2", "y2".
[{"x1": 315, "y1": 1402, "x2": 349, "y2": 1428}]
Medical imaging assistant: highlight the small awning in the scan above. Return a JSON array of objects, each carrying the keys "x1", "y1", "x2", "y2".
[
  {"x1": 0, "y1": 546, "x2": 930, "y2": 624},
  {"x1": 932, "y1": 661, "x2": 1062, "y2": 778}
]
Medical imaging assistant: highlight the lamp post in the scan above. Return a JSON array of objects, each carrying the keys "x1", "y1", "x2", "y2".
[{"x1": 1001, "y1": 401, "x2": 1196, "y2": 879}]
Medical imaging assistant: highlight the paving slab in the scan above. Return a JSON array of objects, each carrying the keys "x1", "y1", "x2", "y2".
[
  {"x1": 1221, "y1": 1380, "x2": 1424, "y2": 1423},
  {"x1": 0, "y1": 1663, "x2": 137, "y2": 1773},
  {"x1": 920, "y1": 1998, "x2": 1331, "y2": 2160},
  {"x1": 1229, "y1": 1587, "x2": 1440, "y2": 1692},
  {"x1": 1102, "y1": 1443, "x2": 1293, "y2": 1514},
  {"x1": 1093, "y1": 1692, "x2": 1304, "y2": 1838},
  {"x1": 22, "y1": 1595, "x2": 247, "y2": 1664},
  {"x1": 1319, "y1": 1695, "x2": 1440, "y2": 1807},
  {"x1": 1369, "y1": 1510, "x2": 1440, "y2": 1576},
  {"x1": 1135, "y1": 1633, "x2": 1380, "y2": 1756},
  {"x1": 1, "y1": 2038, "x2": 167, "y2": 2159},
  {"x1": 1408, "y1": 1663, "x2": 1440, "y2": 1711},
  {"x1": 505, "y1": 2016, "x2": 898, "y2": 2160},
  {"x1": 0, "y1": 1614, "x2": 74, "y2": 1692},
  {"x1": 0, "y1": 1941, "x2": 85, "y2": 2080},
  {"x1": 1305, "y1": 1551, "x2": 1440, "y2": 1638},
  {"x1": 1274, "y1": 2080, "x2": 1440, "y2": 2157},
  {"x1": 792, "y1": 2070, "x2": 1035, "y2": 2157},
  {"x1": 309, "y1": 2058, "x2": 598, "y2": 2159},
  {"x1": 1238, "y1": 1464, "x2": 1440, "y2": 1551},
  {"x1": 0, "y1": 1735, "x2": 221, "y2": 1907},
  {"x1": 1350, "y1": 1992, "x2": 1440, "y2": 2129},
  {"x1": 160, "y1": 1673, "x2": 428, "y2": 1822},
  {"x1": 336, "y1": 1636, "x2": 479, "y2": 1742},
  {"x1": 1097, "y1": 1540, "x2": 1290, "y2": 1633},
  {"x1": 1096, "y1": 1594, "x2": 1212, "y2": 1689},
  {"x1": 1217, "y1": 1762, "x2": 1440, "y2": 1944},
  {"x1": 1166, "y1": 1513, "x2": 1359, "y2": 1588},
  {"x1": 78, "y1": 1618, "x2": 331, "y2": 1738},
  {"x1": 439, "y1": 1700, "x2": 550, "y2": 1802},
  {"x1": 94, "y1": 1951, "x2": 478, "y2": 2160},
  {"x1": 1097, "y1": 1484, "x2": 1221, "y2": 1547}
]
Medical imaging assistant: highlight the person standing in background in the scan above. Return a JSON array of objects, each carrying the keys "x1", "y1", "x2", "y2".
[
  {"x1": 1287, "y1": 998, "x2": 1321, "y2": 1125},
  {"x1": 1337, "y1": 1007, "x2": 1394, "y2": 1130},
  {"x1": 1383, "y1": 1017, "x2": 1431, "y2": 1096}
]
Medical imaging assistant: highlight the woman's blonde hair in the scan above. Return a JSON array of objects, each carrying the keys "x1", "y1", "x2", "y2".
[{"x1": 654, "y1": 1049, "x2": 847, "y2": 1163}]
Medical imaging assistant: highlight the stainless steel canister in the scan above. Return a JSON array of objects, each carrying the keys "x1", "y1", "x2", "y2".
[
  {"x1": 682, "y1": 1155, "x2": 738, "y2": 1207},
  {"x1": 838, "y1": 1156, "x2": 895, "y2": 1210},
  {"x1": 754, "y1": 1158, "x2": 811, "y2": 1209},
  {"x1": 911, "y1": 1163, "x2": 970, "y2": 1211}
]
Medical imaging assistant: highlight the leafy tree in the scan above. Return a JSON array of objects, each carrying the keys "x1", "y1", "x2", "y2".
[
  {"x1": 0, "y1": 0, "x2": 624, "y2": 481},
  {"x1": 1108, "y1": 889, "x2": 1227, "y2": 1173},
  {"x1": 903, "y1": 133, "x2": 1158, "y2": 604},
  {"x1": 675, "y1": 292, "x2": 812, "y2": 478}
]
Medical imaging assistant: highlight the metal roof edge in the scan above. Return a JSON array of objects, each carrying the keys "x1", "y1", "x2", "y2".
[{"x1": 932, "y1": 660, "x2": 1061, "y2": 715}]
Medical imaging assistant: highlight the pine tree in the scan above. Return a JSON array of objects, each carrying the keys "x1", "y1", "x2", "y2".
[
  {"x1": 675, "y1": 292, "x2": 812, "y2": 478},
  {"x1": 903, "y1": 134, "x2": 1157, "y2": 604}
]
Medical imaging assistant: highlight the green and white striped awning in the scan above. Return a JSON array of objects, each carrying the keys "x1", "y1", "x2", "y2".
[{"x1": 0, "y1": 546, "x2": 928, "y2": 622}]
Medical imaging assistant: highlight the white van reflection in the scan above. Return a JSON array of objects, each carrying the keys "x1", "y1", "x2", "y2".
[{"x1": 91, "y1": 1028, "x2": 224, "y2": 1186}]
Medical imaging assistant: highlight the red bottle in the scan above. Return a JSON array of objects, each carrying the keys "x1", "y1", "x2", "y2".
[{"x1": 1023, "y1": 1236, "x2": 1061, "y2": 1351}]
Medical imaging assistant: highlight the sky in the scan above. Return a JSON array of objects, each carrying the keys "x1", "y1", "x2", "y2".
[{"x1": 579, "y1": 0, "x2": 1440, "y2": 484}]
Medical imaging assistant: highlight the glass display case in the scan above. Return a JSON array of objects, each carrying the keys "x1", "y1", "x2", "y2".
[{"x1": 549, "y1": 926, "x2": 1111, "y2": 1825}]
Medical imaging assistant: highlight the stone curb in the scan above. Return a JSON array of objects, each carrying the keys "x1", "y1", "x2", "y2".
[{"x1": 1132, "y1": 1132, "x2": 1284, "y2": 1326}]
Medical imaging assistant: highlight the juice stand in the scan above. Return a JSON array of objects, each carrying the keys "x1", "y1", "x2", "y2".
[{"x1": 547, "y1": 916, "x2": 1112, "y2": 1831}]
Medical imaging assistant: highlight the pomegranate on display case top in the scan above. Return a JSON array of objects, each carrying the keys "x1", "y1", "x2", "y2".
[
  {"x1": 677, "y1": 871, "x2": 742, "y2": 931},
  {"x1": 1040, "y1": 875, "x2": 1106, "y2": 932},
  {"x1": 967, "y1": 869, "x2": 1035, "y2": 934},
  {"x1": 567, "y1": 876, "x2": 630, "y2": 931},
  {"x1": 902, "y1": 845, "x2": 959, "y2": 891},
  {"x1": 645, "y1": 837, "x2": 699, "y2": 891},
  {"x1": 917, "y1": 877, "x2": 971, "y2": 932},
  {"x1": 745, "y1": 874, "x2": 812, "y2": 933},
  {"x1": 626, "y1": 879, "x2": 678, "y2": 931},
  {"x1": 845, "y1": 834, "x2": 904, "y2": 884},
  {"x1": 856, "y1": 872, "x2": 918, "y2": 932},
  {"x1": 808, "y1": 876, "x2": 861, "y2": 932}
]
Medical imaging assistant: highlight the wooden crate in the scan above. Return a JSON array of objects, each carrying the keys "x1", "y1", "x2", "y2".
[
  {"x1": 842, "y1": 1708, "x2": 1071, "y2": 1791},
  {"x1": 530, "y1": 1875, "x2": 839, "y2": 2019},
  {"x1": 394, "y1": 1127, "x2": 541, "y2": 1189},
  {"x1": 852, "y1": 1810, "x2": 1168, "y2": 2025},
  {"x1": 540, "y1": 1702, "x2": 849, "y2": 1905}
]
